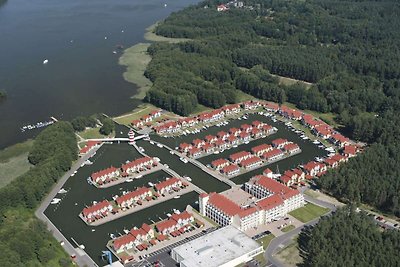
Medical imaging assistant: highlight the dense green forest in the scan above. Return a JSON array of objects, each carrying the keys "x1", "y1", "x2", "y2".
[
  {"x1": 0, "y1": 122, "x2": 76, "y2": 266},
  {"x1": 299, "y1": 206, "x2": 400, "y2": 266},
  {"x1": 144, "y1": 0, "x2": 400, "y2": 216}
]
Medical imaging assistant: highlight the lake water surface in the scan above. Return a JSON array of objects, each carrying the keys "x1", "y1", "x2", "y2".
[{"x1": 0, "y1": 0, "x2": 198, "y2": 149}]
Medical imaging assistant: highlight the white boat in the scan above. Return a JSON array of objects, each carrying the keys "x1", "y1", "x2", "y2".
[
  {"x1": 110, "y1": 233, "x2": 116, "y2": 239},
  {"x1": 313, "y1": 140, "x2": 320, "y2": 144},
  {"x1": 164, "y1": 3, "x2": 167, "y2": 7},
  {"x1": 173, "y1": 195, "x2": 181, "y2": 199},
  {"x1": 148, "y1": 182, "x2": 154, "y2": 187},
  {"x1": 58, "y1": 188, "x2": 67, "y2": 194},
  {"x1": 150, "y1": 141, "x2": 154, "y2": 145},
  {"x1": 157, "y1": 144, "x2": 163, "y2": 148},
  {"x1": 125, "y1": 178, "x2": 133, "y2": 183},
  {"x1": 43, "y1": 59, "x2": 49, "y2": 64},
  {"x1": 166, "y1": 213, "x2": 172, "y2": 217},
  {"x1": 179, "y1": 157, "x2": 188, "y2": 163},
  {"x1": 136, "y1": 175, "x2": 143, "y2": 178},
  {"x1": 233, "y1": 145, "x2": 238, "y2": 148},
  {"x1": 170, "y1": 150, "x2": 174, "y2": 154},
  {"x1": 184, "y1": 176, "x2": 192, "y2": 182},
  {"x1": 50, "y1": 198, "x2": 61, "y2": 204},
  {"x1": 213, "y1": 151, "x2": 220, "y2": 154},
  {"x1": 91, "y1": 229, "x2": 96, "y2": 232}
]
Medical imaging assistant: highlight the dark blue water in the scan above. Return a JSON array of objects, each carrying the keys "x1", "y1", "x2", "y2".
[{"x1": 0, "y1": 0, "x2": 198, "y2": 149}]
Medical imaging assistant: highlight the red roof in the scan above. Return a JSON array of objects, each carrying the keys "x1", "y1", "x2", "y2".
[
  {"x1": 156, "y1": 218, "x2": 177, "y2": 232},
  {"x1": 262, "y1": 148, "x2": 283, "y2": 159},
  {"x1": 251, "y1": 144, "x2": 272, "y2": 154},
  {"x1": 155, "y1": 177, "x2": 180, "y2": 192},
  {"x1": 170, "y1": 211, "x2": 192, "y2": 222},
  {"x1": 272, "y1": 138, "x2": 288, "y2": 147},
  {"x1": 188, "y1": 147, "x2": 201, "y2": 155},
  {"x1": 113, "y1": 234, "x2": 136, "y2": 250},
  {"x1": 205, "y1": 135, "x2": 217, "y2": 142},
  {"x1": 229, "y1": 151, "x2": 251, "y2": 161},
  {"x1": 222, "y1": 164, "x2": 239, "y2": 174},
  {"x1": 141, "y1": 223, "x2": 152, "y2": 233},
  {"x1": 331, "y1": 133, "x2": 349, "y2": 144},
  {"x1": 283, "y1": 143, "x2": 299, "y2": 152},
  {"x1": 91, "y1": 166, "x2": 118, "y2": 181},
  {"x1": 82, "y1": 200, "x2": 111, "y2": 217},
  {"x1": 240, "y1": 156, "x2": 262, "y2": 167},
  {"x1": 256, "y1": 194, "x2": 284, "y2": 210},
  {"x1": 217, "y1": 131, "x2": 228, "y2": 138},
  {"x1": 115, "y1": 187, "x2": 150, "y2": 206},
  {"x1": 208, "y1": 193, "x2": 242, "y2": 216},
  {"x1": 211, "y1": 158, "x2": 229, "y2": 167},
  {"x1": 303, "y1": 161, "x2": 319, "y2": 172},
  {"x1": 343, "y1": 145, "x2": 357, "y2": 155},
  {"x1": 121, "y1": 157, "x2": 153, "y2": 172},
  {"x1": 253, "y1": 175, "x2": 300, "y2": 200},
  {"x1": 80, "y1": 141, "x2": 100, "y2": 154}
]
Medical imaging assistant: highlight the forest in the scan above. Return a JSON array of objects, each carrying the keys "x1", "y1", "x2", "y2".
[
  {"x1": 144, "y1": 0, "x2": 400, "y2": 216},
  {"x1": 299, "y1": 206, "x2": 400, "y2": 266},
  {"x1": 0, "y1": 122, "x2": 76, "y2": 266}
]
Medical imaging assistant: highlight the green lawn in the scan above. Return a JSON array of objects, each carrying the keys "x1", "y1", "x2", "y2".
[
  {"x1": 289, "y1": 203, "x2": 330, "y2": 223},
  {"x1": 257, "y1": 234, "x2": 276, "y2": 249},
  {"x1": 79, "y1": 127, "x2": 111, "y2": 139},
  {"x1": 190, "y1": 104, "x2": 213, "y2": 115},
  {"x1": 275, "y1": 236, "x2": 303, "y2": 267},
  {"x1": 236, "y1": 90, "x2": 254, "y2": 102},
  {"x1": 281, "y1": 224, "x2": 295, "y2": 233},
  {"x1": 114, "y1": 104, "x2": 156, "y2": 125},
  {"x1": 0, "y1": 140, "x2": 34, "y2": 189}
]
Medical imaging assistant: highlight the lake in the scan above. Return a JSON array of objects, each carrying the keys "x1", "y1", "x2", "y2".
[{"x1": 0, "y1": 0, "x2": 198, "y2": 149}]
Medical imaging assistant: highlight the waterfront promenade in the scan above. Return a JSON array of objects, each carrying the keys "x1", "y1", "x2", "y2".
[{"x1": 35, "y1": 147, "x2": 101, "y2": 267}]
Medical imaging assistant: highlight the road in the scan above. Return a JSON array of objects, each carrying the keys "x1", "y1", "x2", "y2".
[
  {"x1": 35, "y1": 147, "x2": 101, "y2": 267},
  {"x1": 264, "y1": 195, "x2": 337, "y2": 267}
]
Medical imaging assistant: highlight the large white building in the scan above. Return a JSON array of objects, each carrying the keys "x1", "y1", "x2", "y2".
[
  {"x1": 171, "y1": 225, "x2": 263, "y2": 267},
  {"x1": 199, "y1": 175, "x2": 304, "y2": 231}
]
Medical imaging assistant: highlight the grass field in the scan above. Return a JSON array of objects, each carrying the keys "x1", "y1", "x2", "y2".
[
  {"x1": 289, "y1": 203, "x2": 330, "y2": 223},
  {"x1": 190, "y1": 104, "x2": 213, "y2": 115},
  {"x1": 283, "y1": 102, "x2": 338, "y2": 127},
  {"x1": 119, "y1": 43, "x2": 153, "y2": 99},
  {"x1": 281, "y1": 224, "x2": 295, "y2": 233},
  {"x1": 79, "y1": 127, "x2": 111, "y2": 139},
  {"x1": 274, "y1": 74, "x2": 313, "y2": 89},
  {"x1": 275, "y1": 237, "x2": 303, "y2": 267},
  {"x1": 144, "y1": 23, "x2": 191, "y2": 43},
  {"x1": 114, "y1": 104, "x2": 156, "y2": 125},
  {"x1": 0, "y1": 140, "x2": 34, "y2": 188},
  {"x1": 257, "y1": 234, "x2": 276, "y2": 249}
]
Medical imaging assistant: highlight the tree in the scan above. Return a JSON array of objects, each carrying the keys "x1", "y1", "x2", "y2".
[{"x1": 99, "y1": 118, "x2": 115, "y2": 135}]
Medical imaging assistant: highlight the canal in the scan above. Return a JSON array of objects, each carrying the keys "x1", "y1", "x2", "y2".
[
  {"x1": 152, "y1": 113, "x2": 327, "y2": 185},
  {"x1": 45, "y1": 142, "x2": 199, "y2": 265}
]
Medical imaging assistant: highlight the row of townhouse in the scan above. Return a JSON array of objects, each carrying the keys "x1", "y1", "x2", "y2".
[
  {"x1": 121, "y1": 157, "x2": 158, "y2": 176},
  {"x1": 154, "y1": 177, "x2": 184, "y2": 195},
  {"x1": 179, "y1": 121, "x2": 275, "y2": 156},
  {"x1": 213, "y1": 140, "x2": 300, "y2": 176},
  {"x1": 90, "y1": 157, "x2": 158, "y2": 186},
  {"x1": 199, "y1": 175, "x2": 304, "y2": 231},
  {"x1": 155, "y1": 211, "x2": 195, "y2": 236},
  {"x1": 113, "y1": 223, "x2": 155, "y2": 253},
  {"x1": 81, "y1": 200, "x2": 113, "y2": 223},
  {"x1": 115, "y1": 187, "x2": 153, "y2": 208},
  {"x1": 130, "y1": 109, "x2": 162, "y2": 128},
  {"x1": 79, "y1": 141, "x2": 101, "y2": 156},
  {"x1": 280, "y1": 153, "x2": 351, "y2": 187}
]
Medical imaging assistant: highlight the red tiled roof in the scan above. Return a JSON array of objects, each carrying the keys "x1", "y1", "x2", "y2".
[
  {"x1": 262, "y1": 148, "x2": 283, "y2": 159},
  {"x1": 229, "y1": 151, "x2": 251, "y2": 161},
  {"x1": 240, "y1": 156, "x2": 262, "y2": 167},
  {"x1": 211, "y1": 158, "x2": 229, "y2": 167},
  {"x1": 343, "y1": 145, "x2": 357, "y2": 155},
  {"x1": 222, "y1": 164, "x2": 239, "y2": 174},
  {"x1": 251, "y1": 144, "x2": 272, "y2": 154},
  {"x1": 121, "y1": 157, "x2": 153, "y2": 172},
  {"x1": 272, "y1": 138, "x2": 288, "y2": 147},
  {"x1": 91, "y1": 166, "x2": 118, "y2": 181},
  {"x1": 82, "y1": 200, "x2": 111, "y2": 217},
  {"x1": 155, "y1": 177, "x2": 180, "y2": 192},
  {"x1": 283, "y1": 143, "x2": 299, "y2": 152},
  {"x1": 113, "y1": 234, "x2": 136, "y2": 250},
  {"x1": 141, "y1": 223, "x2": 151, "y2": 233},
  {"x1": 253, "y1": 175, "x2": 299, "y2": 200},
  {"x1": 171, "y1": 211, "x2": 192, "y2": 222},
  {"x1": 115, "y1": 187, "x2": 150, "y2": 206},
  {"x1": 208, "y1": 193, "x2": 241, "y2": 216},
  {"x1": 156, "y1": 218, "x2": 177, "y2": 232},
  {"x1": 256, "y1": 194, "x2": 284, "y2": 210}
]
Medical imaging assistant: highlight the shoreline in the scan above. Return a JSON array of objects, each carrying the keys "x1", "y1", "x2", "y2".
[{"x1": 118, "y1": 21, "x2": 190, "y2": 100}]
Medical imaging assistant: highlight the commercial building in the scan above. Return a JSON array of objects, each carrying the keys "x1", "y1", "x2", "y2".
[
  {"x1": 171, "y1": 225, "x2": 263, "y2": 267},
  {"x1": 199, "y1": 175, "x2": 304, "y2": 231}
]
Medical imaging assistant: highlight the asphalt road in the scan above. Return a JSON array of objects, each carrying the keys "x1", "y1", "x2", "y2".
[
  {"x1": 35, "y1": 147, "x2": 101, "y2": 267},
  {"x1": 264, "y1": 196, "x2": 337, "y2": 267}
]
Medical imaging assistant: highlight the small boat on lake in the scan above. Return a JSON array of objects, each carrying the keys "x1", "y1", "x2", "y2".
[{"x1": 43, "y1": 59, "x2": 49, "y2": 64}]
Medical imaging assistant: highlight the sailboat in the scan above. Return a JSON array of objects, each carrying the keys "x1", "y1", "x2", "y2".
[{"x1": 43, "y1": 59, "x2": 49, "y2": 64}]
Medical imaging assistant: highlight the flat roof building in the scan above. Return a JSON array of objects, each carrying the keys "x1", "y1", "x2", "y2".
[{"x1": 171, "y1": 225, "x2": 263, "y2": 267}]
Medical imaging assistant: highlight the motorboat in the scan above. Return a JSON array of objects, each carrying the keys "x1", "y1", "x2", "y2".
[
  {"x1": 179, "y1": 157, "x2": 188, "y2": 163},
  {"x1": 43, "y1": 59, "x2": 49, "y2": 64},
  {"x1": 183, "y1": 176, "x2": 192, "y2": 182},
  {"x1": 125, "y1": 178, "x2": 133, "y2": 183},
  {"x1": 58, "y1": 188, "x2": 67, "y2": 194},
  {"x1": 148, "y1": 182, "x2": 154, "y2": 187},
  {"x1": 173, "y1": 195, "x2": 181, "y2": 199},
  {"x1": 50, "y1": 198, "x2": 61, "y2": 204}
]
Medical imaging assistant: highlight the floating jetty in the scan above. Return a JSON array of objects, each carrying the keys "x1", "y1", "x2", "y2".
[{"x1": 21, "y1": 117, "x2": 58, "y2": 132}]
